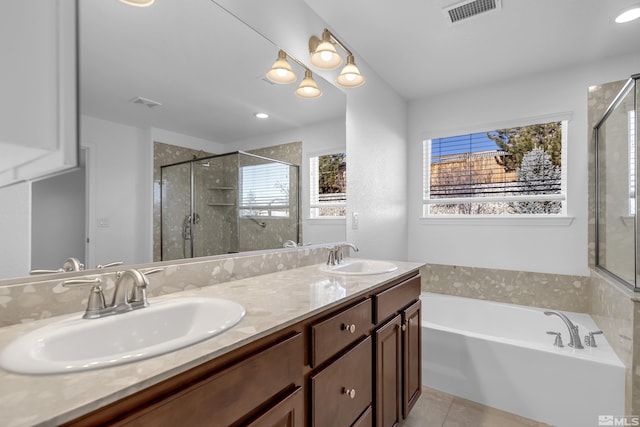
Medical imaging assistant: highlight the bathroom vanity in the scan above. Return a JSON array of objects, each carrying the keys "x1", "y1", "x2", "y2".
[{"x1": 0, "y1": 261, "x2": 422, "y2": 427}]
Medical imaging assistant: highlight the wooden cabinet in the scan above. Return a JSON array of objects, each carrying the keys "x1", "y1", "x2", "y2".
[
  {"x1": 373, "y1": 276, "x2": 422, "y2": 427},
  {"x1": 65, "y1": 332, "x2": 303, "y2": 427},
  {"x1": 246, "y1": 386, "x2": 304, "y2": 427},
  {"x1": 402, "y1": 300, "x2": 422, "y2": 417},
  {"x1": 65, "y1": 271, "x2": 422, "y2": 427},
  {"x1": 374, "y1": 315, "x2": 402, "y2": 427}
]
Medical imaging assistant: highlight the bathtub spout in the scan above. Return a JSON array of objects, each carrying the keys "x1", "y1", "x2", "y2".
[{"x1": 544, "y1": 311, "x2": 584, "y2": 349}]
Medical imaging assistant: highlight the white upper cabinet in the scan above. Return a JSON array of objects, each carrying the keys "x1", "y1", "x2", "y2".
[{"x1": 0, "y1": 0, "x2": 77, "y2": 188}]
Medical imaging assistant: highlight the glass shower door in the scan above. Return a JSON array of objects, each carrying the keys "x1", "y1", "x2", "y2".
[
  {"x1": 595, "y1": 76, "x2": 638, "y2": 288},
  {"x1": 160, "y1": 162, "x2": 192, "y2": 261}
]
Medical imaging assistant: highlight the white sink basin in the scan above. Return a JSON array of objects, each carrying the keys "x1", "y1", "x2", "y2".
[
  {"x1": 0, "y1": 297, "x2": 245, "y2": 374},
  {"x1": 321, "y1": 260, "x2": 398, "y2": 275}
]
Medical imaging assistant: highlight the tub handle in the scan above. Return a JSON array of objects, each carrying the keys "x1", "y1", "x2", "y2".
[
  {"x1": 546, "y1": 331, "x2": 564, "y2": 347},
  {"x1": 341, "y1": 323, "x2": 356, "y2": 334},
  {"x1": 585, "y1": 330, "x2": 603, "y2": 347}
]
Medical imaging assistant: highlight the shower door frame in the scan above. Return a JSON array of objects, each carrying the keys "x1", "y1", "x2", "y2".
[{"x1": 594, "y1": 73, "x2": 640, "y2": 291}]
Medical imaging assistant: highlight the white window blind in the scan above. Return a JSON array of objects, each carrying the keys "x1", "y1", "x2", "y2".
[
  {"x1": 240, "y1": 163, "x2": 290, "y2": 217},
  {"x1": 424, "y1": 120, "x2": 566, "y2": 215}
]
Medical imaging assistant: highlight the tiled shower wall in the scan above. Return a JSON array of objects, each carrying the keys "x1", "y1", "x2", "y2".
[{"x1": 153, "y1": 142, "x2": 215, "y2": 261}]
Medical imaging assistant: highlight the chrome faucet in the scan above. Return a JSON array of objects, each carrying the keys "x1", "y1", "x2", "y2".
[
  {"x1": 326, "y1": 243, "x2": 360, "y2": 265},
  {"x1": 544, "y1": 311, "x2": 584, "y2": 349},
  {"x1": 62, "y1": 268, "x2": 162, "y2": 319}
]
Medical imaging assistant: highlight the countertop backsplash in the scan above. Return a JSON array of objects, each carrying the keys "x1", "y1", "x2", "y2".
[{"x1": 0, "y1": 244, "x2": 335, "y2": 327}]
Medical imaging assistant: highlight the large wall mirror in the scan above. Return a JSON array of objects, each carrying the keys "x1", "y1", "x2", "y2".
[{"x1": 0, "y1": 0, "x2": 346, "y2": 282}]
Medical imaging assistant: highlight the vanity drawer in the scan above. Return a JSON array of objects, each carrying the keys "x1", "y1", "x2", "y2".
[
  {"x1": 374, "y1": 276, "x2": 420, "y2": 324},
  {"x1": 310, "y1": 336, "x2": 373, "y2": 427},
  {"x1": 112, "y1": 333, "x2": 303, "y2": 427},
  {"x1": 310, "y1": 298, "x2": 372, "y2": 368}
]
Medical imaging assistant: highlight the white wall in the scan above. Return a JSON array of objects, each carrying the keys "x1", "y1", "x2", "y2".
[
  {"x1": 227, "y1": 118, "x2": 347, "y2": 245},
  {"x1": 0, "y1": 182, "x2": 31, "y2": 279},
  {"x1": 31, "y1": 168, "x2": 85, "y2": 270},
  {"x1": 81, "y1": 115, "x2": 224, "y2": 268},
  {"x1": 214, "y1": 0, "x2": 408, "y2": 261},
  {"x1": 407, "y1": 52, "x2": 640, "y2": 276}
]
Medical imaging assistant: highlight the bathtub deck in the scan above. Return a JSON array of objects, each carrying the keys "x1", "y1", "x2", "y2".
[{"x1": 402, "y1": 387, "x2": 552, "y2": 427}]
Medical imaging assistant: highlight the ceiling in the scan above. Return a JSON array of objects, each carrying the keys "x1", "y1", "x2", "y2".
[
  {"x1": 303, "y1": 0, "x2": 640, "y2": 100},
  {"x1": 79, "y1": 0, "x2": 345, "y2": 144}
]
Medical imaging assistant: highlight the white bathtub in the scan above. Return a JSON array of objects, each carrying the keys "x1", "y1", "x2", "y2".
[{"x1": 421, "y1": 292, "x2": 625, "y2": 427}]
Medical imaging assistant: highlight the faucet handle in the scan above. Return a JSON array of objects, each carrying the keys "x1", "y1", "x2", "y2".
[
  {"x1": 129, "y1": 268, "x2": 163, "y2": 305},
  {"x1": 585, "y1": 330, "x2": 603, "y2": 347},
  {"x1": 62, "y1": 278, "x2": 107, "y2": 317},
  {"x1": 96, "y1": 261, "x2": 124, "y2": 269},
  {"x1": 546, "y1": 331, "x2": 564, "y2": 347}
]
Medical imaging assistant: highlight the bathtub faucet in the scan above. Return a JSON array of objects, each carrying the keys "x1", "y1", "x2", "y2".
[{"x1": 544, "y1": 311, "x2": 584, "y2": 349}]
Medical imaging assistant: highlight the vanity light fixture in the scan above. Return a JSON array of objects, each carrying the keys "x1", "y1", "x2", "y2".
[
  {"x1": 309, "y1": 28, "x2": 366, "y2": 88},
  {"x1": 119, "y1": 0, "x2": 155, "y2": 7},
  {"x1": 254, "y1": 112, "x2": 269, "y2": 119},
  {"x1": 615, "y1": 4, "x2": 640, "y2": 23},
  {"x1": 265, "y1": 50, "x2": 297, "y2": 84},
  {"x1": 295, "y1": 70, "x2": 322, "y2": 99},
  {"x1": 265, "y1": 50, "x2": 323, "y2": 99}
]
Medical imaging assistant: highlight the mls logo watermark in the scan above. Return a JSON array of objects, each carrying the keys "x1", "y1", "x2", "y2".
[{"x1": 599, "y1": 415, "x2": 640, "y2": 426}]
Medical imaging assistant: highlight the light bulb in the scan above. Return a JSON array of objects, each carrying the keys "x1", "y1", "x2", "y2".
[{"x1": 615, "y1": 6, "x2": 640, "y2": 23}]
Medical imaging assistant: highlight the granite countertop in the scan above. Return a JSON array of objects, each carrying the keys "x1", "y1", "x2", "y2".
[{"x1": 0, "y1": 260, "x2": 423, "y2": 427}]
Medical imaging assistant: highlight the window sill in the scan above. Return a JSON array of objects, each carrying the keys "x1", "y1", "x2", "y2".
[{"x1": 419, "y1": 215, "x2": 575, "y2": 226}]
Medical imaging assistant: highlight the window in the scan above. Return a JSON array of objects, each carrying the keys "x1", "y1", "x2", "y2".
[
  {"x1": 239, "y1": 162, "x2": 290, "y2": 217},
  {"x1": 310, "y1": 152, "x2": 346, "y2": 218},
  {"x1": 423, "y1": 120, "x2": 566, "y2": 216}
]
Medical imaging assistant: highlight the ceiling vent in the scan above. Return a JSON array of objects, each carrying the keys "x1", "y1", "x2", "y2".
[
  {"x1": 130, "y1": 96, "x2": 162, "y2": 108},
  {"x1": 443, "y1": 0, "x2": 502, "y2": 24}
]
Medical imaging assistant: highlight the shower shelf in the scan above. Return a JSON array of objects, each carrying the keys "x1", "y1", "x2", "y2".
[
  {"x1": 207, "y1": 186, "x2": 236, "y2": 190},
  {"x1": 208, "y1": 203, "x2": 235, "y2": 207}
]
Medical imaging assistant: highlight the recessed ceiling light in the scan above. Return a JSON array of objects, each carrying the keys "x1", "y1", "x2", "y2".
[
  {"x1": 615, "y1": 5, "x2": 640, "y2": 23},
  {"x1": 254, "y1": 112, "x2": 269, "y2": 119}
]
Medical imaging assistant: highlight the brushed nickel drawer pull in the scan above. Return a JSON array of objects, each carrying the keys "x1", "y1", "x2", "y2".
[
  {"x1": 342, "y1": 387, "x2": 356, "y2": 399},
  {"x1": 341, "y1": 323, "x2": 356, "y2": 333}
]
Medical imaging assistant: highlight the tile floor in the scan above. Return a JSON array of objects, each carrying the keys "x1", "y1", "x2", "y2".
[{"x1": 402, "y1": 387, "x2": 552, "y2": 427}]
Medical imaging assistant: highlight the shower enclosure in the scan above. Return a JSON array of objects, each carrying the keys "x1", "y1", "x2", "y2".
[
  {"x1": 594, "y1": 74, "x2": 639, "y2": 290},
  {"x1": 160, "y1": 151, "x2": 299, "y2": 261}
]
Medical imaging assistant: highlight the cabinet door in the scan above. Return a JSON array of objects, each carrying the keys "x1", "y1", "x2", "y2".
[
  {"x1": 0, "y1": 0, "x2": 77, "y2": 187},
  {"x1": 374, "y1": 315, "x2": 401, "y2": 427},
  {"x1": 246, "y1": 387, "x2": 304, "y2": 427},
  {"x1": 402, "y1": 300, "x2": 422, "y2": 418},
  {"x1": 352, "y1": 406, "x2": 373, "y2": 427}
]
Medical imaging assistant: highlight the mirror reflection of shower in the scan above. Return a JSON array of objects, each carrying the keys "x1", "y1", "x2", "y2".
[
  {"x1": 160, "y1": 151, "x2": 299, "y2": 261},
  {"x1": 182, "y1": 213, "x2": 200, "y2": 258}
]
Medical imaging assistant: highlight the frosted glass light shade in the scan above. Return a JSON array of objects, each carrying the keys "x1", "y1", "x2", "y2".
[
  {"x1": 265, "y1": 50, "x2": 297, "y2": 84},
  {"x1": 336, "y1": 55, "x2": 365, "y2": 88},
  {"x1": 119, "y1": 0, "x2": 155, "y2": 6},
  {"x1": 295, "y1": 70, "x2": 322, "y2": 99},
  {"x1": 309, "y1": 31, "x2": 343, "y2": 70}
]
